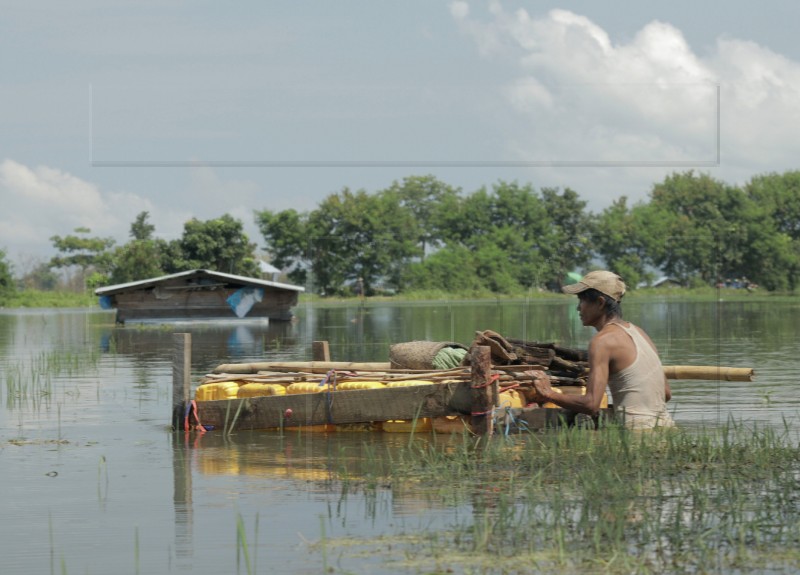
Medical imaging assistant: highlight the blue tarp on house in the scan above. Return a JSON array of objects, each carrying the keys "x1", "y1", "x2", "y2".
[{"x1": 226, "y1": 287, "x2": 264, "y2": 318}]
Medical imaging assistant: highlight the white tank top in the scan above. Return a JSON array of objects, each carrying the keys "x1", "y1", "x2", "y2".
[{"x1": 607, "y1": 322, "x2": 675, "y2": 429}]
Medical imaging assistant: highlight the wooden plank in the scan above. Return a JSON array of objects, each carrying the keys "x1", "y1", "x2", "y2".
[
  {"x1": 172, "y1": 333, "x2": 191, "y2": 430},
  {"x1": 195, "y1": 381, "x2": 473, "y2": 430},
  {"x1": 114, "y1": 288, "x2": 298, "y2": 322}
]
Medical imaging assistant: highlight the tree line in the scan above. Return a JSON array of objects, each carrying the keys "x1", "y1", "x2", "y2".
[
  {"x1": 257, "y1": 170, "x2": 800, "y2": 294},
  {"x1": 0, "y1": 169, "x2": 798, "y2": 301}
]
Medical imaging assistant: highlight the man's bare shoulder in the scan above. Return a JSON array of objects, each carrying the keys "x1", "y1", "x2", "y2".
[
  {"x1": 588, "y1": 328, "x2": 618, "y2": 355},
  {"x1": 592, "y1": 324, "x2": 632, "y2": 349}
]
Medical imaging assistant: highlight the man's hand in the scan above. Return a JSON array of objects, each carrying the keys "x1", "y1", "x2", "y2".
[{"x1": 523, "y1": 370, "x2": 553, "y2": 404}]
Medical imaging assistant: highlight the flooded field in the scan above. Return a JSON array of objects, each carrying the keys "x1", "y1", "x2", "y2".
[{"x1": 1, "y1": 298, "x2": 800, "y2": 574}]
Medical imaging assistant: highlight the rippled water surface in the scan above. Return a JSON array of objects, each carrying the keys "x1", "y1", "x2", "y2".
[{"x1": 1, "y1": 298, "x2": 798, "y2": 574}]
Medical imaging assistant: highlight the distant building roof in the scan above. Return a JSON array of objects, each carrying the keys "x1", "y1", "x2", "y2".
[
  {"x1": 94, "y1": 269, "x2": 305, "y2": 296},
  {"x1": 258, "y1": 260, "x2": 281, "y2": 274},
  {"x1": 637, "y1": 276, "x2": 681, "y2": 288}
]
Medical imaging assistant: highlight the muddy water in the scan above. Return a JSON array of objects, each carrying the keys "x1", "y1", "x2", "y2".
[{"x1": 1, "y1": 298, "x2": 798, "y2": 574}]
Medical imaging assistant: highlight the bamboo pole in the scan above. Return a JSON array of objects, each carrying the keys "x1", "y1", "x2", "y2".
[
  {"x1": 210, "y1": 361, "x2": 754, "y2": 381},
  {"x1": 662, "y1": 365, "x2": 754, "y2": 381}
]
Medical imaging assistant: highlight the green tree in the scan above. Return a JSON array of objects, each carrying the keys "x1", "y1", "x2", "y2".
[
  {"x1": 49, "y1": 227, "x2": 116, "y2": 291},
  {"x1": 402, "y1": 244, "x2": 482, "y2": 292},
  {"x1": 305, "y1": 188, "x2": 420, "y2": 295},
  {"x1": 472, "y1": 240, "x2": 524, "y2": 293},
  {"x1": 591, "y1": 197, "x2": 652, "y2": 288},
  {"x1": 258, "y1": 190, "x2": 421, "y2": 295},
  {"x1": 418, "y1": 182, "x2": 592, "y2": 293},
  {"x1": 107, "y1": 212, "x2": 165, "y2": 284},
  {"x1": 0, "y1": 248, "x2": 15, "y2": 301},
  {"x1": 130, "y1": 211, "x2": 156, "y2": 241},
  {"x1": 435, "y1": 182, "x2": 546, "y2": 291},
  {"x1": 175, "y1": 214, "x2": 258, "y2": 276},
  {"x1": 744, "y1": 171, "x2": 800, "y2": 289},
  {"x1": 109, "y1": 240, "x2": 166, "y2": 284},
  {"x1": 538, "y1": 187, "x2": 594, "y2": 288},
  {"x1": 384, "y1": 175, "x2": 460, "y2": 258},
  {"x1": 635, "y1": 172, "x2": 753, "y2": 285},
  {"x1": 254, "y1": 209, "x2": 308, "y2": 285}
]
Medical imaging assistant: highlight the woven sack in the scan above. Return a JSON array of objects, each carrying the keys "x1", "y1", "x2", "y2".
[{"x1": 389, "y1": 341, "x2": 468, "y2": 370}]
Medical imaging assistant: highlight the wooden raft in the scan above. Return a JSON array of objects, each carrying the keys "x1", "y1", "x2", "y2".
[{"x1": 172, "y1": 335, "x2": 754, "y2": 435}]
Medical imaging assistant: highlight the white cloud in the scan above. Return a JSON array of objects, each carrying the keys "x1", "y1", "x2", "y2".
[
  {"x1": 0, "y1": 159, "x2": 153, "y2": 264},
  {"x1": 0, "y1": 160, "x2": 104, "y2": 217},
  {"x1": 449, "y1": 1, "x2": 469, "y2": 21},
  {"x1": 452, "y1": 3, "x2": 800, "y2": 187},
  {"x1": 188, "y1": 166, "x2": 262, "y2": 205},
  {"x1": 0, "y1": 159, "x2": 275, "y2": 268}
]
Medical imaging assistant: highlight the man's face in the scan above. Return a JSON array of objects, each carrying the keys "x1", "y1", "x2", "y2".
[{"x1": 576, "y1": 294, "x2": 605, "y2": 327}]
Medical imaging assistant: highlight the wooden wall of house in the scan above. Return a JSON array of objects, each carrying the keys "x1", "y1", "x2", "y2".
[{"x1": 111, "y1": 284, "x2": 299, "y2": 322}]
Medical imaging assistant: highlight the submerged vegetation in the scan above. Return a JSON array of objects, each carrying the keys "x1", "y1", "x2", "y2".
[
  {"x1": 3, "y1": 348, "x2": 101, "y2": 410},
  {"x1": 317, "y1": 422, "x2": 800, "y2": 574}
]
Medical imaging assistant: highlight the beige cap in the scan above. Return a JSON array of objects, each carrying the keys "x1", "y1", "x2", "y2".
[{"x1": 562, "y1": 270, "x2": 626, "y2": 302}]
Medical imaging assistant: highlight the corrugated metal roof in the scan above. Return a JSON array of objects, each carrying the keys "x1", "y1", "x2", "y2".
[{"x1": 94, "y1": 269, "x2": 305, "y2": 295}]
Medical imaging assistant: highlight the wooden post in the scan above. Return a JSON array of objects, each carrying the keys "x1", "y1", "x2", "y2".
[
  {"x1": 172, "y1": 333, "x2": 192, "y2": 430},
  {"x1": 470, "y1": 345, "x2": 495, "y2": 437},
  {"x1": 312, "y1": 340, "x2": 331, "y2": 362}
]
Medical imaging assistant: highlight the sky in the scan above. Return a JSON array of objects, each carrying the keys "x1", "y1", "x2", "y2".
[{"x1": 2, "y1": 0, "x2": 799, "y2": 272}]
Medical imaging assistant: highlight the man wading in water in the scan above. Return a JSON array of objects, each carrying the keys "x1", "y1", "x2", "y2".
[{"x1": 528, "y1": 270, "x2": 674, "y2": 429}]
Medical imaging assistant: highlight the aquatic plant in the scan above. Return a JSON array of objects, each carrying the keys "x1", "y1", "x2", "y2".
[
  {"x1": 320, "y1": 421, "x2": 800, "y2": 574},
  {"x1": 2, "y1": 349, "x2": 100, "y2": 410}
]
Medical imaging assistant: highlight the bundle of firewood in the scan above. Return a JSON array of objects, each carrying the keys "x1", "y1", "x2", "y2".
[{"x1": 467, "y1": 329, "x2": 589, "y2": 383}]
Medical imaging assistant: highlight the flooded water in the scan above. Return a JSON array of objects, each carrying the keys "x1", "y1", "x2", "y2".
[{"x1": 1, "y1": 297, "x2": 799, "y2": 574}]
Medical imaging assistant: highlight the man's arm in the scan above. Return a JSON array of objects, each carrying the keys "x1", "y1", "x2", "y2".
[{"x1": 529, "y1": 336, "x2": 609, "y2": 417}]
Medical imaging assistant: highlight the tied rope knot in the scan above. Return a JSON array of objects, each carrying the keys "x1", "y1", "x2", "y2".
[{"x1": 471, "y1": 373, "x2": 500, "y2": 416}]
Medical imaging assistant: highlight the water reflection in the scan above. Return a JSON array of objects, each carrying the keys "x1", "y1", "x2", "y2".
[
  {"x1": 172, "y1": 437, "x2": 194, "y2": 568},
  {"x1": 188, "y1": 430, "x2": 411, "y2": 483},
  {"x1": 104, "y1": 321, "x2": 302, "y2": 361},
  {"x1": 179, "y1": 430, "x2": 472, "y2": 511}
]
